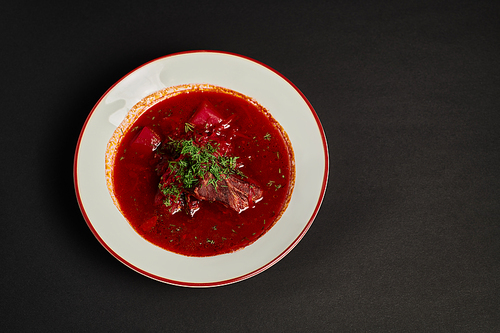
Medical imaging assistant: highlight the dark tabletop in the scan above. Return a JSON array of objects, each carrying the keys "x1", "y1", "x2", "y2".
[{"x1": 2, "y1": 0, "x2": 499, "y2": 331}]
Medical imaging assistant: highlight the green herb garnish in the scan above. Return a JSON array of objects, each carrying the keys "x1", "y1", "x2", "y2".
[
  {"x1": 184, "y1": 122, "x2": 194, "y2": 132},
  {"x1": 159, "y1": 138, "x2": 245, "y2": 208}
]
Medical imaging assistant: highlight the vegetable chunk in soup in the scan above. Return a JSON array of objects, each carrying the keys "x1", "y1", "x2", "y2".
[{"x1": 106, "y1": 85, "x2": 294, "y2": 256}]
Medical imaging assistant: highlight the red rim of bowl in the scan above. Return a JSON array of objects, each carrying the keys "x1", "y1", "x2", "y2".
[{"x1": 73, "y1": 50, "x2": 329, "y2": 287}]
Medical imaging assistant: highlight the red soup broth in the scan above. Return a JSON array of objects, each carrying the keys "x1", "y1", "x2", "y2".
[{"x1": 106, "y1": 85, "x2": 295, "y2": 256}]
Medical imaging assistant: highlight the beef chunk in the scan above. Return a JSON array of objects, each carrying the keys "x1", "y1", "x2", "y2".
[
  {"x1": 193, "y1": 173, "x2": 263, "y2": 213},
  {"x1": 185, "y1": 195, "x2": 201, "y2": 216}
]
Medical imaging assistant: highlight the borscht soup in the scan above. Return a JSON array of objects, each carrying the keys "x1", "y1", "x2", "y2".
[{"x1": 105, "y1": 84, "x2": 295, "y2": 256}]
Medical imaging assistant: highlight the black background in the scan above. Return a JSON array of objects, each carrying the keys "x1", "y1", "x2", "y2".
[{"x1": 2, "y1": 0, "x2": 499, "y2": 331}]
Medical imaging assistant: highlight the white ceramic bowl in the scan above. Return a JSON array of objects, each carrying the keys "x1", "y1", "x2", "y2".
[{"x1": 74, "y1": 51, "x2": 328, "y2": 287}]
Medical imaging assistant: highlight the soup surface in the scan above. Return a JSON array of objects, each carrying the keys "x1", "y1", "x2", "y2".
[{"x1": 106, "y1": 85, "x2": 294, "y2": 256}]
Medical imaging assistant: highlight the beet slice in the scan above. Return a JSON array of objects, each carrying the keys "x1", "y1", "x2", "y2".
[
  {"x1": 140, "y1": 216, "x2": 157, "y2": 232},
  {"x1": 189, "y1": 100, "x2": 224, "y2": 127},
  {"x1": 129, "y1": 127, "x2": 162, "y2": 157}
]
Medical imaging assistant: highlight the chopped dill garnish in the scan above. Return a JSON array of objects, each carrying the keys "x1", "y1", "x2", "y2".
[
  {"x1": 184, "y1": 122, "x2": 195, "y2": 132},
  {"x1": 158, "y1": 138, "x2": 245, "y2": 207}
]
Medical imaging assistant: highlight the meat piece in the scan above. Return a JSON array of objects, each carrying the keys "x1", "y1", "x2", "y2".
[
  {"x1": 155, "y1": 188, "x2": 183, "y2": 215},
  {"x1": 185, "y1": 195, "x2": 201, "y2": 217},
  {"x1": 193, "y1": 173, "x2": 263, "y2": 213}
]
